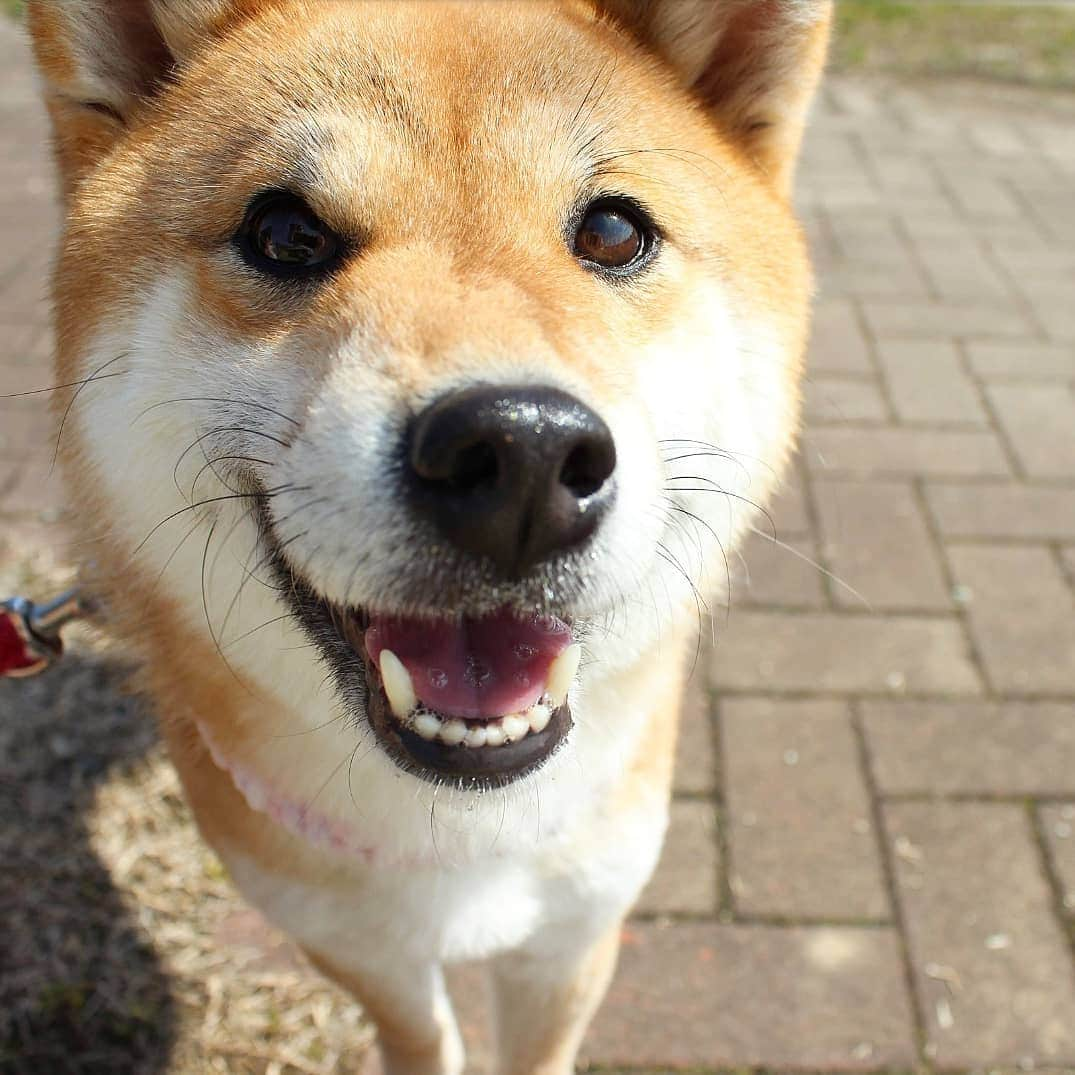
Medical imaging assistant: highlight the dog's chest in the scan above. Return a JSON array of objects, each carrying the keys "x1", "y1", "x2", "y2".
[{"x1": 222, "y1": 797, "x2": 666, "y2": 967}]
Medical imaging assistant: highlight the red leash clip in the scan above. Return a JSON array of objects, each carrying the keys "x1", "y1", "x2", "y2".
[{"x1": 1, "y1": 590, "x2": 85, "y2": 678}]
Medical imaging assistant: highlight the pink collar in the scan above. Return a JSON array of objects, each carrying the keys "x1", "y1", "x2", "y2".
[{"x1": 196, "y1": 720, "x2": 383, "y2": 863}]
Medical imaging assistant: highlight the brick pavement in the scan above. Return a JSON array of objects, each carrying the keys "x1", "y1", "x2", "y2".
[{"x1": 2, "y1": 14, "x2": 1074, "y2": 1075}]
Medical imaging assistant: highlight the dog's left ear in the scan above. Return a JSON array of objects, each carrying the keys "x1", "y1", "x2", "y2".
[
  {"x1": 26, "y1": 0, "x2": 250, "y2": 195},
  {"x1": 595, "y1": 0, "x2": 833, "y2": 195}
]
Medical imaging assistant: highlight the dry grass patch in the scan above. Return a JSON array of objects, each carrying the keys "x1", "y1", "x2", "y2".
[{"x1": 833, "y1": 1, "x2": 1075, "y2": 89}]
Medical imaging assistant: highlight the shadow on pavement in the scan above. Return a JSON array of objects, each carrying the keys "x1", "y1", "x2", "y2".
[{"x1": 0, "y1": 650, "x2": 176, "y2": 1075}]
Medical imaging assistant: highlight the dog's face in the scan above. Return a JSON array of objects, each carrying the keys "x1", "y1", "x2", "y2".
[{"x1": 31, "y1": 0, "x2": 829, "y2": 859}]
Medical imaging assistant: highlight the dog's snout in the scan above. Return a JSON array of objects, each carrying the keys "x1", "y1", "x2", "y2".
[{"x1": 407, "y1": 385, "x2": 616, "y2": 577}]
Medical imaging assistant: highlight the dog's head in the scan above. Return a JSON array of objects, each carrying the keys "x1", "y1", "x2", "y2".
[{"x1": 30, "y1": 0, "x2": 830, "y2": 858}]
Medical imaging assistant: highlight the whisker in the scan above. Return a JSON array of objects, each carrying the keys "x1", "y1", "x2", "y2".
[
  {"x1": 200, "y1": 518, "x2": 250, "y2": 690},
  {"x1": 188, "y1": 454, "x2": 275, "y2": 499},
  {"x1": 224, "y1": 613, "x2": 294, "y2": 651},
  {"x1": 663, "y1": 484, "x2": 776, "y2": 537},
  {"x1": 0, "y1": 368, "x2": 129, "y2": 400},
  {"x1": 746, "y1": 525, "x2": 872, "y2": 611},
  {"x1": 172, "y1": 426, "x2": 289, "y2": 495},
  {"x1": 131, "y1": 485, "x2": 298, "y2": 558},
  {"x1": 134, "y1": 395, "x2": 301, "y2": 427},
  {"x1": 50, "y1": 352, "x2": 131, "y2": 470}
]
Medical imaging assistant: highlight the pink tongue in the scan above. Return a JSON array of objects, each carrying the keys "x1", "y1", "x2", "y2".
[{"x1": 364, "y1": 609, "x2": 572, "y2": 720}]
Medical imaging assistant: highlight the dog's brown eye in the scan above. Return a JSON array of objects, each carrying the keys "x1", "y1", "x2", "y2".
[
  {"x1": 574, "y1": 199, "x2": 650, "y2": 271},
  {"x1": 240, "y1": 192, "x2": 342, "y2": 275}
]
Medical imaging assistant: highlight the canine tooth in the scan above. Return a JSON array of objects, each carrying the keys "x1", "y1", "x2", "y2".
[
  {"x1": 440, "y1": 719, "x2": 467, "y2": 746},
  {"x1": 528, "y1": 704, "x2": 552, "y2": 734},
  {"x1": 501, "y1": 714, "x2": 530, "y2": 742},
  {"x1": 379, "y1": 650, "x2": 417, "y2": 720},
  {"x1": 545, "y1": 643, "x2": 581, "y2": 707},
  {"x1": 413, "y1": 713, "x2": 442, "y2": 741},
  {"x1": 483, "y1": 723, "x2": 506, "y2": 748},
  {"x1": 465, "y1": 725, "x2": 488, "y2": 748}
]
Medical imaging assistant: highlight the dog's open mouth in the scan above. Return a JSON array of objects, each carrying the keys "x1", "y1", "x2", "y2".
[
  {"x1": 259, "y1": 500, "x2": 577, "y2": 786},
  {"x1": 348, "y1": 609, "x2": 578, "y2": 785}
]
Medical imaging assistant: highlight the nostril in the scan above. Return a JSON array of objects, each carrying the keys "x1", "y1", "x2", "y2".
[
  {"x1": 450, "y1": 441, "x2": 499, "y2": 493},
  {"x1": 559, "y1": 438, "x2": 616, "y2": 500}
]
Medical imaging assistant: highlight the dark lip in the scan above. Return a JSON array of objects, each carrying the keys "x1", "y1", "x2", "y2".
[{"x1": 254, "y1": 494, "x2": 574, "y2": 790}]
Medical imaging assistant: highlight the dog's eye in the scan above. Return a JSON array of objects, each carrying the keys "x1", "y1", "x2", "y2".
[
  {"x1": 239, "y1": 192, "x2": 342, "y2": 275},
  {"x1": 573, "y1": 198, "x2": 651, "y2": 272}
]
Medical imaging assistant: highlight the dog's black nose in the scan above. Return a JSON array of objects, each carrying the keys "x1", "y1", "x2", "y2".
[{"x1": 407, "y1": 385, "x2": 616, "y2": 577}]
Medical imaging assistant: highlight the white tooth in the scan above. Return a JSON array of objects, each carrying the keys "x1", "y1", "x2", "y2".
[
  {"x1": 501, "y1": 714, "x2": 530, "y2": 742},
  {"x1": 440, "y1": 719, "x2": 467, "y2": 746},
  {"x1": 379, "y1": 650, "x2": 418, "y2": 720},
  {"x1": 483, "y1": 723, "x2": 506, "y2": 748},
  {"x1": 413, "y1": 713, "x2": 442, "y2": 741},
  {"x1": 545, "y1": 643, "x2": 581, "y2": 708},
  {"x1": 528, "y1": 704, "x2": 552, "y2": 734},
  {"x1": 465, "y1": 725, "x2": 488, "y2": 748}
]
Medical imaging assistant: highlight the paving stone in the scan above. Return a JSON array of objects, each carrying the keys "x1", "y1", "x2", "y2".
[
  {"x1": 862, "y1": 301, "x2": 1034, "y2": 340},
  {"x1": 0, "y1": 397, "x2": 52, "y2": 461},
  {"x1": 864, "y1": 701, "x2": 1075, "y2": 796},
  {"x1": 710, "y1": 611, "x2": 981, "y2": 696},
  {"x1": 939, "y1": 171, "x2": 1024, "y2": 220},
  {"x1": 803, "y1": 375, "x2": 888, "y2": 424},
  {"x1": 989, "y1": 242, "x2": 1075, "y2": 282},
  {"x1": 0, "y1": 250, "x2": 52, "y2": 324},
  {"x1": 804, "y1": 427, "x2": 1010, "y2": 478},
  {"x1": 723, "y1": 698, "x2": 888, "y2": 920},
  {"x1": 875, "y1": 339, "x2": 987, "y2": 425},
  {"x1": 985, "y1": 383, "x2": 1075, "y2": 479},
  {"x1": 827, "y1": 211, "x2": 909, "y2": 265},
  {"x1": 813, "y1": 480, "x2": 950, "y2": 611},
  {"x1": 966, "y1": 340, "x2": 1075, "y2": 381},
  {"x1": 766, "y1": 468, "x2": 812, "y2": 538},
  {"x1": 808, "y1": 299, "x2": 874, "y2": 374},
  {"x1": 915, "y1": 246, "x2": 1014, "y2": 305},
  {"x1": 1062, "y1": 546, "x2": 1075, "y2": 588},
  {"x1": 1039, "y1": 804, "x2": 1075, "y2": 915},
  {"x1": 1016, "y1": 186, "x2": 1075, "y2": 245},
  {"x1": 948, "y1": 544, "x2": 1075, "y2": 695},
  {"x1": 635, "y1": 800, "x2": 719, "y2": 917},
  {"x1": 731, "y1": 528, "x2": 827, "y2": 609},
  {"x1": 818, "y1": 259, "x2": 932, "y2": 302},
  {"x1": 582, "y1": 923, "x2": 916, "y2": 1070},
  {"x1": 925, "y1": 482, "x2": 1075, "y2": 541},
  {"x1": 967, "y1": 119, "x2": 1033, "y2": 160},
  {"x1": 898, "y1": 209, "x2": 980, "y2": 245},
  {"x1": 886, "y1": 802, "x2": 1075, "y2": 1069},
  {"x1": 0, "y1": 323, "x2": 51, "y2": 395},
  {"x1": 862, "y1": 151, "x2": 944, "y2": 198},
  {"x1": 673, "y1": 676, "x2": 716, "y2": 796},
  {"x1": 0, "y1": 459, "x2": 65, "y2": 522}
]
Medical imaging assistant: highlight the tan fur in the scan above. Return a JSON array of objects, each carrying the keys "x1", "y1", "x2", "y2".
[{"x1": 29, "y1": 2, "x2": 831, "y2": 1070}]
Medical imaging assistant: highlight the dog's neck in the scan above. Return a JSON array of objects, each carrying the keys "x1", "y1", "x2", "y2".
[{"x1": 195, "y1": 718, "x2": 389, "y2": 864}]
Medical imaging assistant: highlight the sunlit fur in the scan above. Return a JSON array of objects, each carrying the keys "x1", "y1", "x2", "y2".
[{"x1": 29, "y1": 2, "x2": 831, "y2": 1071}]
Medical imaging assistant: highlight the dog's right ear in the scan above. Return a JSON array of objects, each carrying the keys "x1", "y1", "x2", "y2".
[
  {"x1": 26, "y1": 1, "x2": 248, "y2": 194},
  {"x1": 592, "y1": 0, "x2": 832, "y2": 196}
]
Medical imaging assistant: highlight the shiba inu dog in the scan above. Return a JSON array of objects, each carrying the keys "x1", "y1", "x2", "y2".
[{"x1": 27, "y1": 1, "x2": 831, "y2": 1071}]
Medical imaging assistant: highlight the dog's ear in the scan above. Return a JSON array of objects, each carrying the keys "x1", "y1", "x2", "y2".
[
  {"x1": 26, "y1": 0, "x2": 249, "y2": 194},
  {"x1": 595, "y1": 0, "x2": 833, "y2": 195}
]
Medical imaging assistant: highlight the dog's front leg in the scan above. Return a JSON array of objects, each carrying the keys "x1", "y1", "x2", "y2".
[
  {"x1": 304, "y1": 948, "x2": 464, "y2": 1075},
  {"x1": 490, "y1": 921, "x2": 622, "y2": 1075}
]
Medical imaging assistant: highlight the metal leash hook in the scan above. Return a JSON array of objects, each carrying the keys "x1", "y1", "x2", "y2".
[{"x1": 0, "y1": 590, "x2": 85, "y2": 679}]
